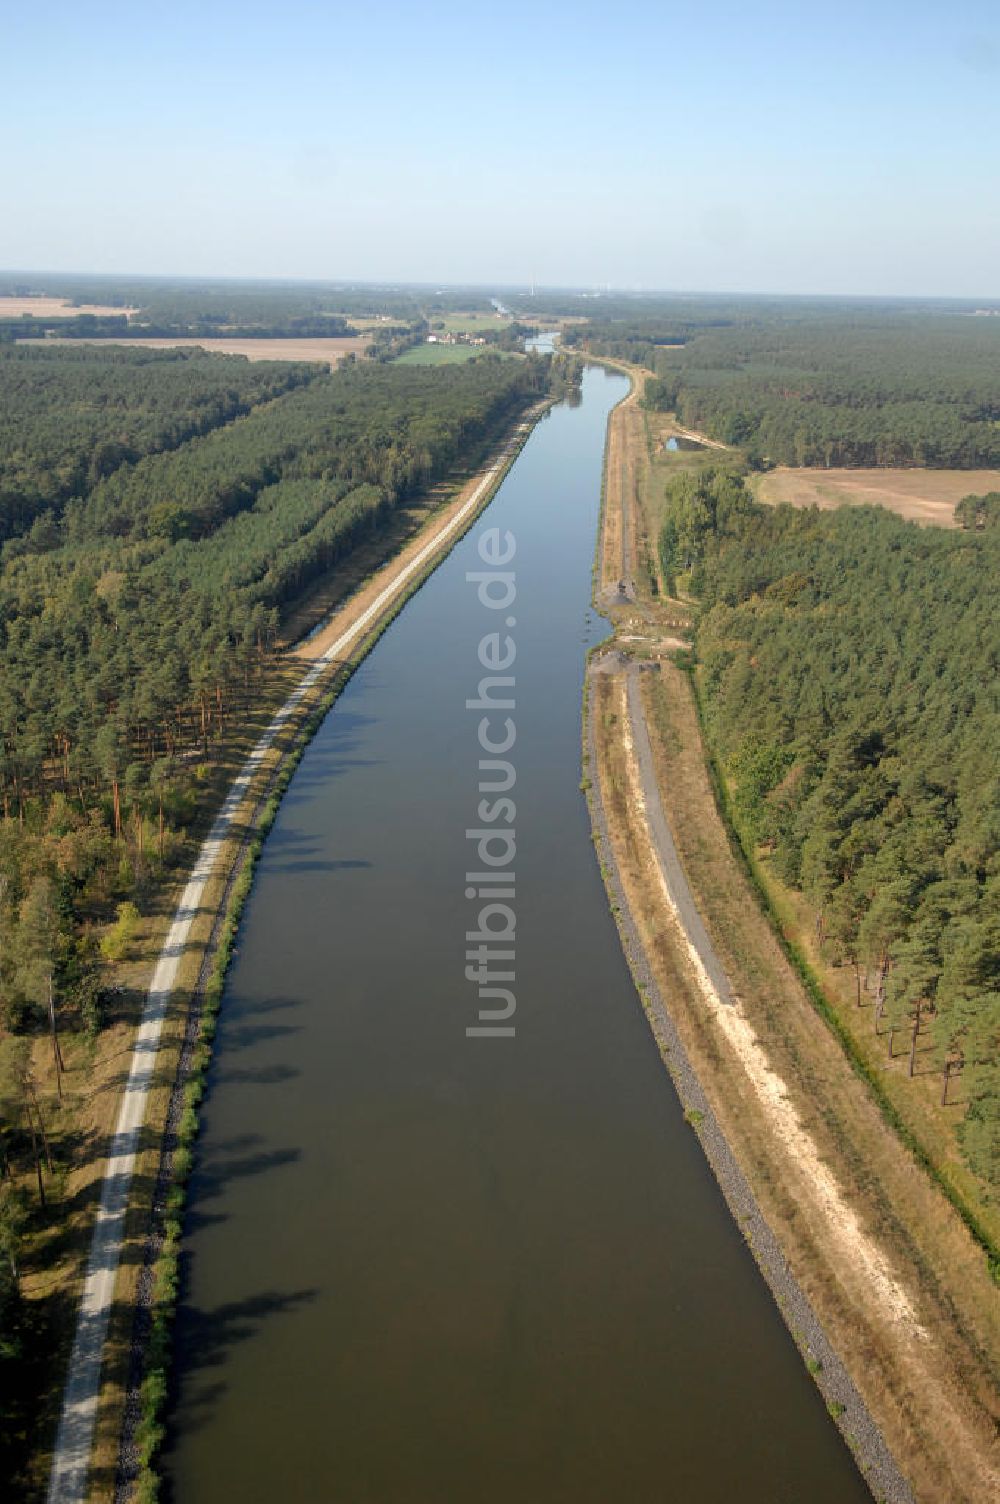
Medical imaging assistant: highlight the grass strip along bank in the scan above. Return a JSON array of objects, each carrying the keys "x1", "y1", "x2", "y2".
[
  {"x1": 585, "y1": 368, "x2": 1000, "y2": 1503},
  {"x1": 46, "y1": 398, "x2": 552, "y2": 1504}
]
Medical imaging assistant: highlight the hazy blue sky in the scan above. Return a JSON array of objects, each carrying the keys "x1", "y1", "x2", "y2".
[{"x1": 3, "y1": 0, "x2": 998, "y2": 296}]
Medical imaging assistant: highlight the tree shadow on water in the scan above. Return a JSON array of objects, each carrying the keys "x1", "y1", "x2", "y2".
[
  {"x1": 271, "y1": 857, "x2": 371, "y2": 875},
  {"x1": 187, "y1": 1139, "x2": 303, "y2": 1212},
  {"x1": 279, "y1": 712, "x2": 381, "y2": 798},
  {"x1": 159, "y1": 1284, "x2": 321, "y2": 1489},
  {"x1": 232, "y1": 994, "x2": 303, "y2": 1018},
  {"x1": 256, "y1": 825, "x2": 372, "y2": 876},
  {"x1": 213, "y1": 1061, "x2": 301, "y2": 1087},
  {"x1": 181, "y1": 1141, "x2": 301, "y2": 1238},
  {"x1": 217, "y1": 1019, "x2": 303, "y2": 1050}
]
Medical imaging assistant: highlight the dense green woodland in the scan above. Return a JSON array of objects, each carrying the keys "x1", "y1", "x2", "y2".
[
  {"x1": 649, "y1": 321, "x2": 1000, "y2": 467},
  {"x1": 0, "y1": 348, "x2": 547, "y2": 918},
  {"x1": 0, "y1": 348, "x2": 553, "y2": 1476},
  {"x1": 0, "y1": 346, "x2": 315, "y2": 546},
  {"x1": 565, "y1": 303, "x2": 1000, "y2": 468},
  {"x1": 955, "y1": 491, "x2": 1000, "y2": 530},
  {"x1": 661, "y1": 472, "x2": 1000, "y2": 1192}
]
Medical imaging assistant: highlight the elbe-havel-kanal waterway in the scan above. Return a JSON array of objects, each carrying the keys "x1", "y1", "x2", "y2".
[{"x1": 163, "y1": 365, "x2": 871, "y2": 1503}]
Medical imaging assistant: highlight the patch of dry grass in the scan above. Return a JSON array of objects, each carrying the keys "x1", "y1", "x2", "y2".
[{"x1": 752, "y1": 466, "x2": 1000, "y2": 528}]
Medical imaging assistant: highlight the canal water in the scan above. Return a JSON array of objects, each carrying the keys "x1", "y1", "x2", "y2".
[{"x1": 163, "y1": 367, "x2": 870, "y2": 1503}]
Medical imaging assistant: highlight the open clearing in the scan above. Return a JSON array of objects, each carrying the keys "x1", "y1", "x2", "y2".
[
  {"x1": 752, "y1": 466, "x2": 1000, "y2": 527},
  {"x1": 0, "y1": 296, "x2": 136, "y2": 318},
  {"x1": 395, "y1": 342, "x2": 492, "y2": 365},
  {"x1": 519, "y1": 313, "x2": 587, "y2": 328},
  {"x1": 20, "y1": 334, "x2": 370, "y2": 366},
  {"x1": 348, "y1": 316, "x2": 405, "y2": 329},
  {"x1": 434, "y1": 312, "x2": 509, "y2": 333}
]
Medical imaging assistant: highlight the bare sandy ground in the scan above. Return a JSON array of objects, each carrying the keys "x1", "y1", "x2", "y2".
[
  {"x1": 25, "y1": 334, "x2": 370, "y2": 366},
  {"x1": 753, "y1": 466, "x2": 1000, "y2": 527},
  {"x1": 621, "y1": 673, "x2": 923, "y2": 1333},
  {"x1": 668, "y1": 422, "x2": 728, "y2": 450},
  {"x1": 0, "y1": 296, "x2": 136, "y2": 318}
]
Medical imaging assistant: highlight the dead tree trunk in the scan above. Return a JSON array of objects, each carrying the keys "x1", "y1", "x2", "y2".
[
  {"x1": 27, "y1": 1082, "x2": 53, "y2": 1173},
  {"x1": 908, "y1": 1003, "x2": 922, "y2": 1079},
  {"x1": 47, "y1": 975, "x2": 64, "y2": 1100},
  {"x1": 23, "y1": 1101, "x2": 46, "y2": 1210}
]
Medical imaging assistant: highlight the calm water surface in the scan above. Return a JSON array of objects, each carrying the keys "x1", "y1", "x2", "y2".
[{"x1": 164, "y1": 368, "x2": 870, "y2": 1503}]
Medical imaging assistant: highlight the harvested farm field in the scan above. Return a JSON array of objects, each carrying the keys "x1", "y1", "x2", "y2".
[
  {"x1": 20, "y1": 334, "x2": 371, "y2": 365},
  {"x1": 0, "y1": 295, "x2": 136, "y2": 318},
  {"x1": 752, "y1": 466, "x2": 1000, "y2": 528}
]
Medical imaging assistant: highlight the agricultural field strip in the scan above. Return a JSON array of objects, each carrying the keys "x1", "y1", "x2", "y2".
[
  {"x1": 18, "y1": 336, "x2": 369, "y2": 367},
  {"x1": 752, "y1": 466, "x2": 1000, "y2": 527},
  {"x1": 0, "y1": 299, "x2": 136, "y2": 318},
  {"x1": 45, "y1": 444, "x2": 510, "y2": 1504}
]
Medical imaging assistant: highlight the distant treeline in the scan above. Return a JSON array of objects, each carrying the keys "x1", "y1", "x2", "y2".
[
  {"x1": 0, "y1": 275, "x2": 499, "y2": 338},
  {"x1": 647, "y1": 320, "x2": 1000, "y2": 467},
  {"x1": 662, "y1": 470, "x2": 1000, "y2": 1190},
  {"x1": 562, "y1": 319, "x2": 700, "y2": 366},
  {"x1": 566, "y1": 303, "x2": 1000, "y2": 469},
  {"x1": 1, "y1": 311, "x2": 360, "y2": 343}
]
